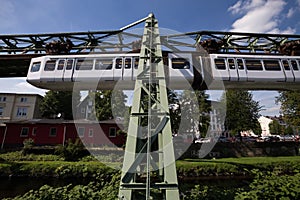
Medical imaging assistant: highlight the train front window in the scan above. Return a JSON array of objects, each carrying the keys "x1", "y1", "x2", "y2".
[
  {"x1": 125, "y1": 58, "x2": 132, "y2": 69},
  {"x1": 44, "y1": 60, "x2": 56, "y2": 71},
  {"x1": 214, "y1": 59, "x2": 226, "y2": 70},
  {"x1": 263, "y1": 60, "x2": 281, "y2": 71},
  {"x1": 57, "y1": 60, "x2": 65, "y2": 70},
  {"x1": 228, "y1": 59, "x2": 235, "y2": 69},
  {"x1": 95, "y1": 59, "x2": 113, "y2": 70},
  {"x1": 171, "y1": 58, "x2": 190, "y2": 69},
  {"x1": 30, "y1": 62, "x2": 41, "y2": 72},
  {"x1": 237, "y1": 59, "x2": 244, "y2": 70},
  {"x1": 75, "y1": 59, "x2": 93, "y2": 70},
  {"x1": 66, "y1": 59, "x2": 73, "y2": 70},
  {"x1": 282, "y1": 60, "x2": 290, "y2": 70},
  {"x1": 291, "y1": 60, "x2": 298, "y2": 70},
  {"x1": 115, "y1": 58, "x2": 122, "y2": 69},
  {"x1": 245, "y1": 60, "x2": 263, "y2": 70}
]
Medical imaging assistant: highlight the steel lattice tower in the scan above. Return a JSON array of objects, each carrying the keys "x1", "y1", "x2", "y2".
[{"x1": 118, "y1": 13, "x2": 180, "y2": 200}]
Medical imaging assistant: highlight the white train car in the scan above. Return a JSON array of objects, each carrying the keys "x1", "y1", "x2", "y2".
[
  {"x1": 204, "y1": 54, "x2": 300, "y2": 90},
  {"x1": 26, "y1": 53, "x2": 194, "y2": 90}
]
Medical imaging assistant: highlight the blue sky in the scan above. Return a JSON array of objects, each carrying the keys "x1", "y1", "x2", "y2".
[{"x1": 1, "y1": 0, "x2": 300, "y2": 116}]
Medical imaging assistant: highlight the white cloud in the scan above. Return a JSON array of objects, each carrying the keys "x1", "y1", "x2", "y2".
[
  {"x1": 0, "y1": 78, "x2": 46, "y2": 96},
  {"x1": 287, "y1": 8, "x2": 295, "y2": 18},
  {"x1": 229, "y1": 0, "x2": 289, "y2": 33}
]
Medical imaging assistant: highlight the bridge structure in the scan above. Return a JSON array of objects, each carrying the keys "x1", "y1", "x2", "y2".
[
  {"x1": 1, "y1": 17, "x2": 300, "y2": 77},
  {"x1": 2, "y1": 14, "x2": 300, "y2": 200}
]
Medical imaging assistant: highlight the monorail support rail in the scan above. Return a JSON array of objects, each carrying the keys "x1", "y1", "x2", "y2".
[{"x1": 118, "y1": 14, "x2": 180, "y2": 200}]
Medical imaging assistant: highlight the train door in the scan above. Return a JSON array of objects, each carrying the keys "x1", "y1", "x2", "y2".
[
  {"x1": 212, "y1": 57, "x2": 230, "y2": 81},
  {"x1": 227, "y1": 58, "x2": 238, "y2": 81},
  {"x1": 236, "y1": 58, "x2": 247, "y2": 81},
  {"x1": 113, "y1": 57, "x2": 123, "y2": 81},
  {"x1": 290, "y1": 60, "x2": 300, "y2": 82},
  {"x1": 123, "y1": 57, "x2": 132, "y2": 81},
  {"x1": 63, "y1": 59, "x2": 75, "y2": 82},
  {"x1": 281, "y1": 60, "x2": 294, "y2": 82},
  {"x1": 54, "y1": 59, "x2": 65, "y2": 81},
  {"x1": 132, "y1": 57, "x2": 139, "y2": 81}
]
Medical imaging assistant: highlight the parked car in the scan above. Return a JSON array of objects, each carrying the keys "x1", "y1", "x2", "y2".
[{"x1": 195, "y1": 138, "x2": 211, "y2": 143}]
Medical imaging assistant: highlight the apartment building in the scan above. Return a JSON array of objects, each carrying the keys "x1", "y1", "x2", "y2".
[{"x1": 0, "y1": 93, "x2": 43, "y2": 124}]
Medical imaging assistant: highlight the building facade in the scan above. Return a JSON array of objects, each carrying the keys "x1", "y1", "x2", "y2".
[
  {"x1": 0, "y1": 93, "x2": 43, "y2": 124},
  {"x1": 0, "y1": 119, "x2": 126, "y2": 149}
]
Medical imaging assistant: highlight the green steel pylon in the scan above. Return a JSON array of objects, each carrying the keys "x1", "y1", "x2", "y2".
[{"x1": 118, "y1": 13, "x2": 180, "y2": 200}]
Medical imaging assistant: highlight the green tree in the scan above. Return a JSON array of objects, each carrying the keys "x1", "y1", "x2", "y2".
[
  {"x1": 276, "y1": 91, "x2": 300, "y2": 127},
  {"x1": 40, "y1": 90, "x2": 81, "y2": 120},
  {"x1": 95, "y1": 90, "x2": 127, "y2": 121},
  {"x1": 269, "y1": 120, "x2": 283, "y2": 135},
  {"x1": 221, "y1": 90, "x2": 262, "y2": 136}
]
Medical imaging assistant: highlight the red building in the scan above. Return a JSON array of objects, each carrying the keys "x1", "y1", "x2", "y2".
[{"x1": 0, "y1": 119, "x2": 126, "y2": 148}]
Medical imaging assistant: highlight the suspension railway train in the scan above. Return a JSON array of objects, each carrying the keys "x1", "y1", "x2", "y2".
[{"x1": 26, "y1": 52, "x2": 300, "y2": 90}]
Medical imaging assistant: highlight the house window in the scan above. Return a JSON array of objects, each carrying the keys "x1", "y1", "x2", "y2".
[
  {"x1": 78, "y1": 127, "x2": 85, "y2": 137},
  {"x1": 20, "y1": 127, "x2": 29, "y2": 137},
  {"x1": 81, "y1": 107, "x2": 85, "y2": 114},
  {"x1": 109, "y1": 127, "x2": 116, "y2": 137},
  {"x1": 17, "y1": 107, "x2": 28, "y2": 117},
  {"x1": 32, "y1": 127, "x2": 37, "y2": 136},
  {"x1": 0, "y1": 107, "x2": 3, "y2": 116},
  {"x1": 20, "y1": 97, "x2": 27, "y2": 102},
  {"x1": 0, "y1": 97, "x2": 6, "y2": 102},
  {"x1": 49, "y1": 127, "x2": 57, "y2": 137},
  {"x1": 88, "y1": 129, "x2": 94, "y2": 137}
]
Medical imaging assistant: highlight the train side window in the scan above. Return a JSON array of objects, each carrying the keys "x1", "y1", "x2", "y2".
[
  {"x1": 30, "y1": 62, "x2": 41, "y2": 72},
  {"x1": 95, "y1": 58, "x2": 113, "y2": 70},
  {"x1": 228, "y1": 58, "x2": 235, "y2": 69},
  {"x1": 245, "y1": 60, "x2": 263, "y2": 70},
  {"x1": 237, "y1": 59, "x2": 244, "y2": 69},
  {"x1": 263, "y1": 60, "x2": 281, "y2": 71},
  {"x1": 214, "y1": 58, "x2": 226, "y2": 70},
  {"x1": 124, "y1": 58, "x2": 132, "y2": 69},
  {"x1": 291, "y1": 60, "x2": 298, "y2": 70},
  {"x1": 57, "y1": 60, "x2": 65, "y2": 70},
  {"x1": 134, "y1": 57, "x2": 139, "y2": 69},
  {"x1": 66, "y1": 59, "x2": 73, "y2": 70},
  {"x1": 282, "y1": 60, "x2": 290, "y2": 70},
  {"x1": 115, "y1": 58, "x2": 122, "y2": 69},
  {"x1": 44, "y1": 60, "x2": 56, "y2": 71},
  {"x1": 171, "y1": 58, "x2": 190, "y2": 69},
  {"x1": 75, "y1": 59, "x2": 93, "y2": 70}
]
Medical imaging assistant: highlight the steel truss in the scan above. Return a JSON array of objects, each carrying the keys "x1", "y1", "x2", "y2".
[{"x1": 118, "y1": 14, "x2": 179, "y2": 200}]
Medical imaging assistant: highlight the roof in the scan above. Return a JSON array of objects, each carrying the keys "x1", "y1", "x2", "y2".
[{"x1": 0, "y1": 92, "x2": 43, "y2": 98}]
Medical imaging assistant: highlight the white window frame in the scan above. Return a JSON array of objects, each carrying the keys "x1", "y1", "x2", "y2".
[
  {"x1": 77, "y1": 127, "x2": 85, "y2": 137},
  {"x1": 49, "y1": 127, "x2": 57, "y2": 137},
  {"x1": 16, "y1": 107, "x2": 28, "y2": 117},
  {"x1": 20, "y1": 127, "x2": 29, "y2": 137},
  {"x1": 88, "y1": 129, "x2": 94, "y2": 137},
  {"x1": 109, "y1": 127, "x2": 116, "y2": 137}
]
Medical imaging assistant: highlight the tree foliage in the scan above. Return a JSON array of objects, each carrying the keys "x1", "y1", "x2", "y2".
[
  {"x1": 221, "y1": 90, "x2": 262, "y2": 135},
  {"x1": 94, "y1": 90, "x2": 127, "y2": 121},
  {"x1": 40, "y1": 91, "x2": 81, "y2": 120},
  {"x1": 276, "y1": 91, "x2": 300, "y2": 127}
]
